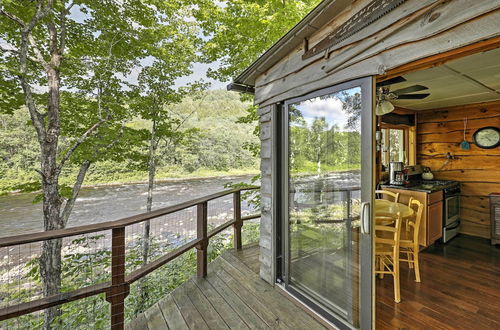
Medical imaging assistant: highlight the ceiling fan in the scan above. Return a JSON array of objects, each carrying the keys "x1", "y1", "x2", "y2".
[{"x1": 376, "y1": 76, "x2": 430, "y2": 115}]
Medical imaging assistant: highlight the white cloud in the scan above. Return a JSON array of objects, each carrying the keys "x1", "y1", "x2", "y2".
[
  {"x1": 297, "y1": 96, "x2": 349, "y2": 130},
  {"x1": 302, "y1": 97, "x2": 343, "y2": 118}
]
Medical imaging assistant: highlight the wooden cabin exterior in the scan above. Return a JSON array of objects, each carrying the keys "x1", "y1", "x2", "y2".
[
  {"x1": 1, "y1": 1, "x2": 498, "y2": 329},
  {"x1": 229, "y1": 0, "x2": 500, "y2": 328}
]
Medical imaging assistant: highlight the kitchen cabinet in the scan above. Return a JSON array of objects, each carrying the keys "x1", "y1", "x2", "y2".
[
  {"x1": 380, "y1": 187, "x2": 443, "y2": 247},
  {"x1": 427, "y1": 199, "x2": 443, "y2": 244}
]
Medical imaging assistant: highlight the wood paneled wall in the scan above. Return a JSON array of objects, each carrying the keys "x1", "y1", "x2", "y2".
[{"x1": 417, "y1": 101, "x2": 500, "y2": 238}]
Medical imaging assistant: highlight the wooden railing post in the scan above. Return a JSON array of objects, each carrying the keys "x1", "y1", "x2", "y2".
[
  {"x1": 233, "y1": 191, "x2": 242, "y2": 250},
  {"x1": 196, "y1": 202, "x2": 208, "y2": 278},
  {"x1": 106, "y1": 227, "x2": 129, "y2": 330}
]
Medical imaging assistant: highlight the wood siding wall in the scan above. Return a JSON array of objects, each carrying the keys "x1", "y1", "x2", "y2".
[{"x1": 417, "y1": 101, "x2": 500, "y2": 238}]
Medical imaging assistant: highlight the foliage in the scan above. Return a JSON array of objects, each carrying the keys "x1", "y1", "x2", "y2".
[
  {"x1": 194, "y1": 0, "x2": 322, "y2": 81},
  {"x1": 237, "y1": 104, "x2": 260, "y2": 159}
]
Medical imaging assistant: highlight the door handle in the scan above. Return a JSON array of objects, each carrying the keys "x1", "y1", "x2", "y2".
[{"x1": 361, "y1": 202, "x2": 370, "y2": 234}]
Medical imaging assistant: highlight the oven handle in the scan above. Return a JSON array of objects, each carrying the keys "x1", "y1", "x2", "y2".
[{"x1": 446, "y1": 221, "x2": 460, "y2": 230}]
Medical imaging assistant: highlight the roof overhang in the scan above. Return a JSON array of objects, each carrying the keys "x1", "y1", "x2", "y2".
[{"x1": 227, "y1": 0, "x2": 353, "y2": 93}]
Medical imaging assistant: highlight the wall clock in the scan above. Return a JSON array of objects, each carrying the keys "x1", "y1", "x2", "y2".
[{"x1": 472, "y1": 126, "x2": 500, "y2": 149}]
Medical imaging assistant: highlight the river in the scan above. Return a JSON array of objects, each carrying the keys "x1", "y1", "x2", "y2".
[{"x1": 0, "y1": 175, "x2": 256, "y2": 239}]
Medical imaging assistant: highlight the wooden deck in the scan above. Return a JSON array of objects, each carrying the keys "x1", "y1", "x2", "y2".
[{"x1": 127, "y1": 244, "x2": 329, "y2": 330}]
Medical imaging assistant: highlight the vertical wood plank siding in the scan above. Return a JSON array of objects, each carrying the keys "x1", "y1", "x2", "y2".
[
  {"x1": 259, "y1": 105, "x2": 275, "y2": 284},
  {"x1": 417, "y1": 101, "x2": 500, "y2": 238}
]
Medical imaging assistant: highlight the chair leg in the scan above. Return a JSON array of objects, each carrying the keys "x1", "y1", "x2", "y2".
[
  {"x1": 407, "y1": 251, "x2": 414, "y2": 268},
  {"x1": 414, "y1": 252, "x2": 421, "y2": 283},
  {"x1": 379, "y1": 257, "x2": 384, "y2": 279},
  {"x1": 394, "y1": 259, "x2": 400, "y2": 303}
]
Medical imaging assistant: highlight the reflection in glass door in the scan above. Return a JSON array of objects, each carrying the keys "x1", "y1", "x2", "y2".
[{"x1": 283, "y1": 78, "x2": 373, "y2": 329}]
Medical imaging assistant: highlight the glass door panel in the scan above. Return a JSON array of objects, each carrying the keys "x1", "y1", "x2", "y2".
[{"x1": 284, "y1": 78, "x2": 373, "y2": 329}]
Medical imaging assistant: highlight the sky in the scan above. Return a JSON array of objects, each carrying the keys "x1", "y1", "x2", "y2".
[
  {"x1": 292, "y1": 87, "x2": 362, "y2": 131},
  {"x1": 175, "y1": 62, "x2": 227, "y2": 90},
  {"x1": 295, "y1": 96, "x2": 349, "y2": 131}
]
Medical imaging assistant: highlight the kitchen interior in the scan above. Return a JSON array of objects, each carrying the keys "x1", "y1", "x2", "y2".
[{"x1": 373, "y1": 47, "x2": 500, "y2": 328}]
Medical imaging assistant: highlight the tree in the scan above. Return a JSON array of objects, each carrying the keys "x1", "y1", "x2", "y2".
[
  {"x1": 131, "y1": 56, "x2": 206, "y2": 311},
  {"x1": 0, "y1": 1, "x2": 195, "y2": 327}
]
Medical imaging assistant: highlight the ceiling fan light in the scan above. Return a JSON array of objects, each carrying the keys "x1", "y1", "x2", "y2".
[{"x1": 376, "y1": 100, "x2": 395, "y2": 116}]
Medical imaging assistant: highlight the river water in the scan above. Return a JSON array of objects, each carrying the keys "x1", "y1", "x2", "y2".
[{"x1": 0, "y1": 175, "x2": 255, "y2": 239}]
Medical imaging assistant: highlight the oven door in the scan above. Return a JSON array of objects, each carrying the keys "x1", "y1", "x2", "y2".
[{"x1": 445, "y1": 195, "x2": 460, "y2": 226}]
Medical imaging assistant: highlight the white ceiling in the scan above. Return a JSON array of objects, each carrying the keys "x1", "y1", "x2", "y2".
[{"x1": 389, "y1": 47, "x2": 500, "y2": 110}]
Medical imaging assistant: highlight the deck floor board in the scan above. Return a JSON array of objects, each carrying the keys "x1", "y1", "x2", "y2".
[
  {"x1": 125, "y1": 311, "x2": 149, "y2": 330},
  {"x1": 214, "y1": 267, "x2": 288, "y2": 329},
  {"x1": 127, "y1": 244, "x2": 328, "y2": 330},
  {"x1": 183, "y1": 279, "x2": 230, "y2": 329},
  {"x1": 144, "y1": 303, "x2": 169, "y2": 330},
  {"x1": 171, "y1": 285, "x2": 209, "y2": 330},
  {"x1": 193, "y1": 277, "x2": 250, "y2": 330},
  {"x1": 157, "y1": 294, "x2": 189, "y2": 330},
  {"x1": 217, "y1": 255, "x2": 325, "y2": 330},
  {"x1": 205, "y1": 270, "x2": 270, "y2": 329}
]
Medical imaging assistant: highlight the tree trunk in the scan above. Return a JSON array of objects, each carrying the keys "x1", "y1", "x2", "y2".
[
  {"x1": 40, "y1": 238, "x2": 62, "y2": 328},
  {"x1": 39, "y1": 63, "x2": 63, "y2": 330},
  {"x1": 146, "y1": 120, "x2": 157, "y2": 214},
  {"x1": 12, "y1": 4, "x2": 89, "y2": 328},
  {"x1": 139, "y1": 119, "x2": 158, "y2": 311}
]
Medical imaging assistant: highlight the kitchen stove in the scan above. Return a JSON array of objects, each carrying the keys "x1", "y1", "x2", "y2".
[
  {"x1": 437, "y1": 181, "x2": 461, "y2": 243},
  {"x1": 421, "y1": 180, "x2": 457, "y2": 185}
]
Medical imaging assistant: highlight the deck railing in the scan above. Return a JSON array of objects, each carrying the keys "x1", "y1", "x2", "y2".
[{"x1": 0, "y1": 186, "x2": 260, "y2": 329}]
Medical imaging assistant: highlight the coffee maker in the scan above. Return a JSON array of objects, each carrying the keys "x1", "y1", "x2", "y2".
[{"x1": 389, "y1": 161, "x2": 405, "y2": 185}]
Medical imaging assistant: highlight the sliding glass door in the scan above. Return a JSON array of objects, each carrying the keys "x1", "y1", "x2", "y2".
[{"x1": 282, "y1": 77, "x2": 374, "y2": 329}]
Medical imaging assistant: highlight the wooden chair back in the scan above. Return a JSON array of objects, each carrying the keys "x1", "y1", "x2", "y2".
[
  {"x1": 407, "y1": 199, "x2": 424, "y2": 249},
  {"x1": 375, "y1": 190, "x2": 400, "y2": 203},
  {"x1": 375, "y1": 212, "x2": 403, "y2": 254},
  {"x1": 374, "y1": 212, "x2": 403, "y2": 302}
]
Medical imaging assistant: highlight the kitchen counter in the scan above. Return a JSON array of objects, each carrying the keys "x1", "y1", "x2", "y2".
[
  {"x1": 381, "y1": 180, "x2": 460, "y2": 193},
  {"x1": 380, "y1": 183, "x2": 444, "y2": 193}
]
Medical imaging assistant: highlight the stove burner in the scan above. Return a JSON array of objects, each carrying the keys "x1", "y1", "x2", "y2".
[{"x1": 420, "y1": 180, "x2": 458, "y2": 186}]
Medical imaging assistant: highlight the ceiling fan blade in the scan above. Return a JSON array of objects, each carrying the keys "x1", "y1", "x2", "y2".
[
  {"x1": 377, "y1": 76, "x2": 406, "y2": 87},
  {"x1": 397, "y1": 93, "x2": 430, "y2": 100},
  {"x1": 392, "y1": 85, "x2": 429, "y2": 95}
]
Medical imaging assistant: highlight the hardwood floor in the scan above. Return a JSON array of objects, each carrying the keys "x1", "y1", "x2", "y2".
[{"x1": 376, "y1": 235, "x2": 500, "y2": 329}]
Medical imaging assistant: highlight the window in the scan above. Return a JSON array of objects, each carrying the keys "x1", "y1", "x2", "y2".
[{"x1": 381, "y1": 128, "x2": 407, "y2": 168}]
